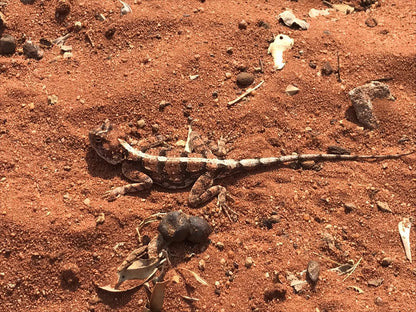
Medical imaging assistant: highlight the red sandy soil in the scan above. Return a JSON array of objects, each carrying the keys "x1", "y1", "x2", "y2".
[{"x1": 0, "y1": 0, "x2": 415, "y2": 311}]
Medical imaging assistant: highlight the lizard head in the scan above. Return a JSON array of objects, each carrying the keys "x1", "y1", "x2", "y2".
[{"x1": 89, "y1": 119, "x2": 125, "y2": 165}]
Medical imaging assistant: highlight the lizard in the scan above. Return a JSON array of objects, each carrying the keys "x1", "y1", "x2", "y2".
[{"x1": 89, "y1": 119, "x2": 414, "y2": 220}]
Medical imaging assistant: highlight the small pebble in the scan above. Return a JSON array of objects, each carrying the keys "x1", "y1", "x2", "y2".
[
  {"x1": 95, "y1": 212, "x2": 105, "y2": 225},
  {"x1": 225, "y1": 72, "x2": 232, "y2": 79},
  {"x1": 285, "y1": 84, "x2": 299, "y2": 96},
  {"x1": 321, "y1": 62, "x2": 333, "y2": 76},
  {"x1": 380, "y1": 257, "x2": 393, "y2": 267},
  {"x1": 137, "y1": 119, "x2": 146, "y2": 128},
  {"x1": 307, "y1": 260, "x2": 320, "y2": 283},
  {"x1": 198, "y1": 259, "x2": 206, "y2": 271},
  {"x1": 23, "y1": 40, "x2": 43, "y2": 60},
  {"x1": 238, "y1": 20, "x2": 248, "y2": 30},
  {"x1": 151, "y1": 124, "x2": 159, "y2": 133},
  {"x1": 377, "y1": 201, "x2": 392, "y2": 213},
  {"x1": 245, "y1": 257, "x2": 254, "y2": 268},
  {"x1": 74, "y1": 21, "x2": 82, "y2": 31},
  {"x1": 0, "y1": 34, "x2": 17, "y2": 55},
  {"x1": 236, "y1": 72, "x2": 254, "y2": 88},
  {"x1": 83, "y1": 198, "x2": 90, "y2": 206},
  {"x1": 55, "y1": 0, "x2": 71, "y2": 19},
  {"x1": 48, "y1": 95, "x2": 58, "y2": 105},
  {"x1": 215, "y1": 241, "x2": 225, "y2": 251},
  {"x1": 368, "y1": 278, "x2": 383, "y2": 287},
  {"x1": 344, "y1": 202, "x2": 356, "y2": 213}
]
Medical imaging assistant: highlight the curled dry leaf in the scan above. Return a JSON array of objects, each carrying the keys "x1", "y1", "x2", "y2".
[
  {"x1": 398, "y1": 218, "x2": 412, "y2": 263},
  {"x1": 149, "y1": 281, "x2": 168, "y2": 312},
  {"x1": 98, "y1": 283, "x2": 144, "y2": 293},
  {"x1": 182, "y1": 295, "x2": 200, "y2": 302},
  {"x1": 117, "y1": 257, "x2": 165, "y2": 284},
  {"x1": 177, "y1": 268, "x2": 208, "y2": 286},
  {"x1": 278, "y1": 10, "x2": 310, "y2": 30}
]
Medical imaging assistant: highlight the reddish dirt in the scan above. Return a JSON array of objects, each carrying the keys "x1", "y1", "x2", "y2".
[{"x1": 1, "y1": 0, "x2": 415, "y2": 311}]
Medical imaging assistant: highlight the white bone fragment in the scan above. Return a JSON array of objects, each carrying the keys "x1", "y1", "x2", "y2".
[
  {"x1": 398, "y1": 218, "x2": 412, "y2": 263},
  {"x1": 267, "y1": 34, "x2": 294, "y2": 70}
]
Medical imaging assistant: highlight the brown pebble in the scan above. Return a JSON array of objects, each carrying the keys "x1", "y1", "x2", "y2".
[
  {"x1": 23, "y1": 40, "x2": 43, "y2": 60},
  {"x1": 236, "y1": 72, "x2": 254, "y2": 88},
  {"x1": 55, "y1": 0, "x2": 71, "y2": 19},
  {"x1": 380, "y1": 257, "x2": 393, "y2": 267},
  {"x1": 238, "y1": 20, "x2": 248, "y2": 30},
  {"x1": 377, "y1": 201, "x2": 392, "y2": 213},
  {"x1": 321, "y1": 62, "x2": 333, "y2": 76}
]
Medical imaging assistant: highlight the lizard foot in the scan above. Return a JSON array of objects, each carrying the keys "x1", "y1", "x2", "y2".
[
  {"x1": 217, "y1": 192, "x2": 238, "y2": 222},
  {"x1": 103, "y1": 188, "x2": 124, "y2": 202}
]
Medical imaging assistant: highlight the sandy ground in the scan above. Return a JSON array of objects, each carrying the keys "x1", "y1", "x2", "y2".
[{"x1": 0, "y1": 0, "x2": 415, "y2": 311}]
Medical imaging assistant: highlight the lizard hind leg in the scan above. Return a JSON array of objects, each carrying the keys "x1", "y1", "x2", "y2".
[{"x1": 188, "y1": 173, "x2": 238, "y2": 221}]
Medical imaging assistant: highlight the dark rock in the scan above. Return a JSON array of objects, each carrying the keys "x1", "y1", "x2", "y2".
[
  {"x1": 23, "y1": 40, "x2": 44, "y2": 60},
  {"x1": 238, "y1": 20, "x2": 248, "y2": 30},
  {"x1": 344, "y1": 202, "x2": 357, "y2": 214},
  {"x1": 256, "y1": 20, "x2": 270, "y2": 29},
  {"x1": 380, "y1": 257, "x2": 393, "y2": 267},
  {"x1": 20, "y1": 0, "x2": 36, "y2": 4},
  {"x1": 236, "y1": 72, "x2": 254, "y2": 88},
  {"x1": 158, "y1": 211, "x2": 190, "y2": 243},
  {"x1": 309, "y1": 61, "x2": 317, "y2": 69},
  {"x1": 307, "y1": 260, "x2": 320, "y2": 283},
  {"x1": 105, "y1": 27, "x2": 116, "y2": 39},
  {"x1": 187, "y1": 216, "x2": 212, "y2": 243},
  {"x1": 0, "y1": 35, "x2": 16, "y2": 55},
  {"x1": 321, "y1": 62, "x2": 333, "y2": 76},
  {"x1": 264, "y1": 285, "x2": 287, "y2": 302},
  {"x1": 55, "y1": 0, "x2": 71, "y2": 20},
  {"x1": 61, "y1": 263, "x2": 80, "y2": 287}
]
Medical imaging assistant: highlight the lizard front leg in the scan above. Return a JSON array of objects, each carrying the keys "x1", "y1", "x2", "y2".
[
  {"x1": 188, "y1": 172, "x2": 238, "y2": 221},
  {"x1": 104, "y1": 161, "x2": 153, "y2": 201}
]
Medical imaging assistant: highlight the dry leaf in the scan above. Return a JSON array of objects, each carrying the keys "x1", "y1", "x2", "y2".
[
  {"x1": 149, "y1": 281, "x2": 168, "y2": 312},
  {"x1": 177, "y1": 268, "x2": 208, "y2": 286},
  {"x1": 398, "y1": 218, "x2": 412, "y2": 263}
]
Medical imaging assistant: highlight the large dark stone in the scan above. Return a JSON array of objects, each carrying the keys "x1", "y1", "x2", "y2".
[{"x1": 0, "y1": 35, "x2": 16, "y2": 55}]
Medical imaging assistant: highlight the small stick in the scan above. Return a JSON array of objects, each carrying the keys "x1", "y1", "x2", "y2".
[
  {"x1": 227, "y1": 80, "x2": 264, "y2": 107},
  {"x1": 336, "y1": 51, "x2": 341, "y2": 82},
  {"x1": 342, "y1": 257, "x2": 362, "y2": 281},
  {"x1": 259, "y1": 58, "x2": 264, "y2": 73},
  {"x1": 85, "y1": 31, "x2": 95, "y2": 47},
  {"x1": 365, "y1": 77, "x2": 393, "y2": 83}
]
